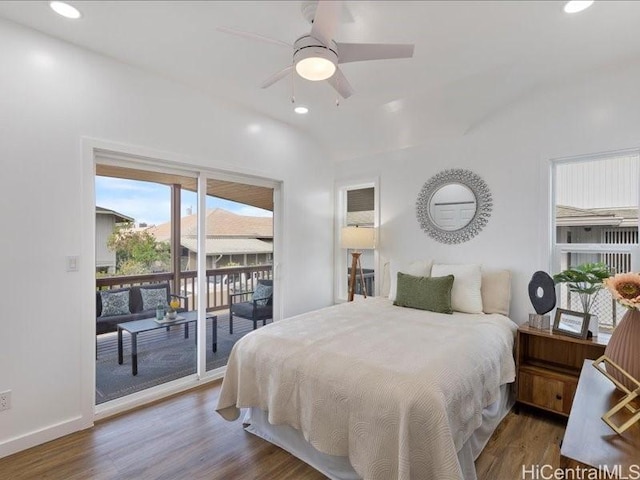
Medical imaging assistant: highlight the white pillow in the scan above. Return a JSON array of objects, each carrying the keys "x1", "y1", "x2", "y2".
[
  {"x1": 388, "y1": 259, "x2": 432, "y2": 301},
  {"x1": 481, "y1": 269, "x2": 512, "y2": 316},
  {"x1": 431, "y1": 263, "x2": 483, "y2": 314}
]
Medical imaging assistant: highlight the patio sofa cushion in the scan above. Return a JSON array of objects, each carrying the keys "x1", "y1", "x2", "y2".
[
  {"x1": 140, "y1": 285, "x2": 169, "y2": 311},
  {"x1": 96, "y1": 283, "x2": 185, "y2": 335},
  {"x1": 99, "y1": 289, "x2": 131, "y2": 317},
  {"x1": 230, "y1": 301, "x2": 272, "y2": 321}
]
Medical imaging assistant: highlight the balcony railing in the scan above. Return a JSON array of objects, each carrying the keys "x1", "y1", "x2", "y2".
[
  {"x1": 347, "y1": 268, "x2": 375, "y2": 297},
  {"x1": 96, "y1": 265, "x2": 273, "y2": 312}
]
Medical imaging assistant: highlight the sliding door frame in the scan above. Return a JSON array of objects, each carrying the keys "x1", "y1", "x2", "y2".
[{"x1": 82, "y1": 138, "x2": 282, "y2": 421}]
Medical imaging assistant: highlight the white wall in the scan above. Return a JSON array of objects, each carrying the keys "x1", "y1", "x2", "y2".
[
  {"x1": 0, "y1": 19, "x2": 334, "y2": 457},
  {"x1": 335, "y1": 60, "x2": 640, "y2": 323}
]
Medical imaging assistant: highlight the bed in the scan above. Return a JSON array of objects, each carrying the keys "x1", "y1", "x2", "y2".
[{"x1": 216, "y1": 264, "x2": 517, "y2": 480}]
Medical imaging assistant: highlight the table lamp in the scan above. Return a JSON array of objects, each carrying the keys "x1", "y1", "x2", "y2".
[{"x1": 341, "y1": 226, "x2": 375, "y2": 301}]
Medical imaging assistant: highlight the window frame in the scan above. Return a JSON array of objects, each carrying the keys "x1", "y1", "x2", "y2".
[
  {"x1": 550, "y1": 149, "x2": 640, "y2": 327},
  {"x1": 334, "y1": 177, "x2": 380, "y2": 302}
]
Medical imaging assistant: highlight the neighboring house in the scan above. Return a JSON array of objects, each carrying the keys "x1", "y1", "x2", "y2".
[
  {"x1": 556, "y1": 155, "x2": 639, "y2": 274},
  {"x1": 557, "y1": 204, "x2": 638, "y2": 276},
  {"x1": 146, "y1": 208, "x2": 273, "y2": 271},
  {"x1": 95, "y1": 206, "x2": 134, "y2": 274}
]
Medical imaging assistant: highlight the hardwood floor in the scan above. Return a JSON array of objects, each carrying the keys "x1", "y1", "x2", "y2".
[{"x1": 0, "y1": 382, "x2": 567, "y2": 480}]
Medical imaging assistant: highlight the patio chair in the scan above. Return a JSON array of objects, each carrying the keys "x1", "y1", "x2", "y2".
[{"x1": 228, "y1": 279, "x2": 273, "y2": 334}]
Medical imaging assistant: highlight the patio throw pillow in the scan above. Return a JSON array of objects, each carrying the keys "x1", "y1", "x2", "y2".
[
  {"x1": 252, "y1": 283, "x2": 272, "y2": 306},
  {"x1": 141, "y1": 287, "x2": 168, "y2": 311},
  {"x1": 393, "y1": 272, "x2": 454, "y2": 314},
  {"x1": 100, "y1": 290, "x2": 131, "y2": 317}
]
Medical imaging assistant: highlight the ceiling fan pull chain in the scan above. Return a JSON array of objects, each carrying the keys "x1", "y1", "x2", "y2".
[{"x1": 291, "y1": 65, "x2": 296, "y2": 104}]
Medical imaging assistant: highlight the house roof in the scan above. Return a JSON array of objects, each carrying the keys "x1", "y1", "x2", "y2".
[
  {"x1": 146, "y1": 208, "x2": 273, "y2": 255},
  {"x1": 95, "y1": 206, "x2": 134, "y2": 224},
  {"x1": 556, "y1": 205, "x2": 638, "y2": 228},
  {"x1": 180, "y1": 238, "x2": 272, "y2": 255},
  {"x1": 148, "y1": 208, "x2": 272, "y2": 242}
]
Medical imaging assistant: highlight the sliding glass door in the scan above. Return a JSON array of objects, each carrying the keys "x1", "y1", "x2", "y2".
[
  {"x1": 95, "y1": 165, "x2": 199, "y2": 404},
  {"x1": 94, "y1": 159, "x2": 277, "y2": 405}
]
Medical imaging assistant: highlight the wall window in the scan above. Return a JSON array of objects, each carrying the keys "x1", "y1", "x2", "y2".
[
  {"x1": 552, "y1": 149, "x2": 640, "y2": 331},
  {"x1": 335, "y1": 180, "x2": 379, "y2": 301}
]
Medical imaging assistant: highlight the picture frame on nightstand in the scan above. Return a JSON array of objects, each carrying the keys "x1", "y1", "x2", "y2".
[{"x1": 553, "y1": 308, "x2": 590, "y2": 339}]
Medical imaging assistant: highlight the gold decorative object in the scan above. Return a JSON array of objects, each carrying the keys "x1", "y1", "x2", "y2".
[{"x1": 593, "y1": 355, "x2": 640, "y2": 434}]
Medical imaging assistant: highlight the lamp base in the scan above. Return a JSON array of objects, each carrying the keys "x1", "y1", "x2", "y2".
[{"x1": 348, "y1": 252, "x2": 367, "y2": 302}]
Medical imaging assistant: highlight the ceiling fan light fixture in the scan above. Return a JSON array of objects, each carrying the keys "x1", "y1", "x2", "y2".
[
  {"x1": 295, "y1": 56, "x2": 336, "y2": 81},
  {"x1": 563, "y1": 0, "x2": 594, "y2": 13},
  {"x1": 294, "y1": 45, "x2": 337, "y2": 81}
]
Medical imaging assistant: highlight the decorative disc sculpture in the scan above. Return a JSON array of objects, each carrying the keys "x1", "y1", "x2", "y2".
[
  {"x1": 527, "y1": 271, "x2": 556, "y2": 329},
  {"x1": 528, "y1": 271, "x2": 556, "y2": 315}
]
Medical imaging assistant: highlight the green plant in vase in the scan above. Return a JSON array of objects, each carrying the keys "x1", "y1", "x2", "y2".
[{"x1": 552, "y1": 262, "x2": 611, "y2": 316}]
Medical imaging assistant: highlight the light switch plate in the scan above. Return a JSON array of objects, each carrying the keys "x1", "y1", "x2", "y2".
[{"x1": 66, "y1": 255, "x2": 79, "y2": 272}]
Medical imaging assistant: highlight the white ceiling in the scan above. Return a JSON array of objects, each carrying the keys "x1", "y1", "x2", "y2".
[{"x1": 1, "y1": 1, "x2": 639, "y2": 161}]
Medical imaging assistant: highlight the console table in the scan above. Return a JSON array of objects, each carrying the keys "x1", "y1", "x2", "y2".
[{"x1": 560, "y1": 360, "x2": 640, "y2": 476}]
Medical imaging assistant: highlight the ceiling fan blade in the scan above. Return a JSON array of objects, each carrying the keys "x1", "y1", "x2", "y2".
[
  {"x1": 326, "y1": 66, "x2": 354, "y2": 99},
  {"x1": 336, "y1": 42, "x2": 415, "y2": 64},
  {"x1": 310, "y1": 0, "x2": 342, "y2": 46},
  {"x1": 217, "y1": 26, "x2": 291, "y2": 48},
  {"x1": 260, "y1": 65, "x2": 294, "y2": 89}
]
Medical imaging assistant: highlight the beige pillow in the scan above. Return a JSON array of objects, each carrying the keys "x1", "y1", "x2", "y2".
[
  {"x1": 431, "y1": 263, "x2": 483, "y2": 314},
  {"x1": 388, "y1": 259, "x2": 432, "y2": 301},
  {"x1": 481, "y1": 269, "x2": 512, "y2": 316}
]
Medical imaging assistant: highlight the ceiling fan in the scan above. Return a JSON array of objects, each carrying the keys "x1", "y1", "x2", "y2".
[{"x1": 218, "y1": 0, "x2": 414, "y2": 99}]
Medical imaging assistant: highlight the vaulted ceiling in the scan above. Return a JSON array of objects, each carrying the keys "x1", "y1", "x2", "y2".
[{"x1": 2, "y1": 1, "x2": 640, "y2": 161}]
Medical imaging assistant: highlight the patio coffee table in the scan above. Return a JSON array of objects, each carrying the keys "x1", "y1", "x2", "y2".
[{"x1": 117, "y1": 311, "x2": 218, "y2": 376}]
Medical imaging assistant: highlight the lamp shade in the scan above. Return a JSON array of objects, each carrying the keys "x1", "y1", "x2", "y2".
[{"x1": 341, "y1": 226, "x2": 375, "y2": 250}]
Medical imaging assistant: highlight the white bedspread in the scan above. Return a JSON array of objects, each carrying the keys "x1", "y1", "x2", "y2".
[{"x1": 217, "y1": 297, "x2": 517, "y2": 480}]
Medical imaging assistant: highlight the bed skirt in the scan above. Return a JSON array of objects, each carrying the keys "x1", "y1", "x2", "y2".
[{"x1": 243, "y1": 383, "x2": 514, "y2": 480}]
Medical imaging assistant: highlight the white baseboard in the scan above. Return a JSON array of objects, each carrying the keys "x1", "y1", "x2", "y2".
[
  {"x1": 0, "y1": 368, "x2": 225, "y2": 460},
  {"x1": 0, "y1": 415, "x2": 92, "y2": 460}
]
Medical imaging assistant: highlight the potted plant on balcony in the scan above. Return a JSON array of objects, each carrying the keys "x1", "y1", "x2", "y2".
[
  {"x1": 553, "y1": 262, "x2": 611, "y2": 334},
  {"x1": 166, "y1": 298, "x2": 181, "y2": 320}
]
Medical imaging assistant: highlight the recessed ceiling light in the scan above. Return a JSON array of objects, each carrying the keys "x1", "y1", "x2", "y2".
[
  {"x1": 50, "y1": 1, "x2": 82, "y2": 19},
  {"x1": 564, "y1": 1, "x2": 594, "y2": 14},
  {"x1": 294, "y1": 106, "x2": 309, "y2": 114}
]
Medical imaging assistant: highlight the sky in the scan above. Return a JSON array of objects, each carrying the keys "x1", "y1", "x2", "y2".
[{"x1": 95, "y1": 176, "x2": 272, "y2": 226}]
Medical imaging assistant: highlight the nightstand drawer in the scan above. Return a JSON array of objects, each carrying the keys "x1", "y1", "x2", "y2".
[{"x1": 518, "y1": 370, "x2": 577, "y2": 415}]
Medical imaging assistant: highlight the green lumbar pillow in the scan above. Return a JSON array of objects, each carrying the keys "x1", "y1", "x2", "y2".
[{"x1": 393, "y1": 272, "x2": 454, "y2": 314}]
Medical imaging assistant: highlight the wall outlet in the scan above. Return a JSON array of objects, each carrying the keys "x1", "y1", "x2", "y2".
[{"x1": 0, "y1": 390, "x2": 11, "y2": 411}]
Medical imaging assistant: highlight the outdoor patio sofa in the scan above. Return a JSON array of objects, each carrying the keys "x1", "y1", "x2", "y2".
[{"x1": 96, "y1": 282, "x2": 188, "y2": 335}]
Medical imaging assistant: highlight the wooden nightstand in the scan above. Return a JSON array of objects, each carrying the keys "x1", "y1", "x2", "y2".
[{"x1": 516, "y1": 324, "x2": 609, "y2": 416}]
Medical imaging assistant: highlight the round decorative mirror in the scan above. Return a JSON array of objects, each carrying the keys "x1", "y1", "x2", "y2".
[
  {"x1": 428, "y1": 183, "x2": 477, "y2": 231},
  {"x1": 416, "y1": 169, "x2": 492, "y2": 244}
]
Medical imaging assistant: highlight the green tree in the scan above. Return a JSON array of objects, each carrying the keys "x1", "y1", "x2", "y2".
[{"x1": 107, "y1": 224, "x2": 171, "y2": 275}]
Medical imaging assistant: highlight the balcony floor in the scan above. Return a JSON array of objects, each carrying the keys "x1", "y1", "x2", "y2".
[{"x1": 96, "y1": 312, "x2": 266, "y2": 404}]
